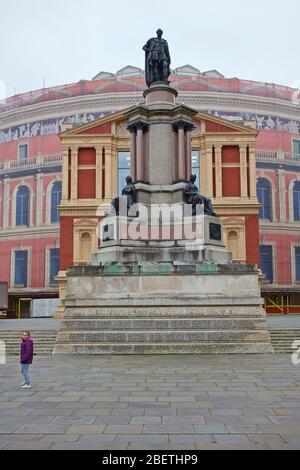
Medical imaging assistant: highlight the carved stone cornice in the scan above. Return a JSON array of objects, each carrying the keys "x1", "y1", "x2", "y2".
[{"x1": 1, "y1": 90, "x2": 299, "y2": 131}]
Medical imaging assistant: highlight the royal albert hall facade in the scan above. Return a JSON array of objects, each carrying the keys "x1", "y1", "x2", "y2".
[{"x1": 1, "y1": 65, "x2": 300, "y2": 317}]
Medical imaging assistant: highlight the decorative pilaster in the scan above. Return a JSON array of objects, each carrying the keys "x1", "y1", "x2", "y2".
[
  {"x1": 239, "y1": 145, "x2": 248, "y2": 198},
  {"x1": 95, "y1": 147, "x2": 102, "y2": 200},
  {"x1": 61, "y1": 148, "x2": 69, "y2": 201},
  {"x1": 206, "y1": 145, "x2": 213, "y2": 198},
  {"x1": 104, "y1": 145, "x2": 112, "y2": 200},
  {"x1": 35, "y1": 172, "x2": 43, "y2": 226},
  {"x1": 249, "y1": 145, "x2": 257, "y2": 199},
  {"x1": 3, "y1": 176, "x2": 10, "y2": 229},
  {"x1": 277, "y1": 169, "x2": 287, "y2": 221},
  {"x1": 215, "y1": 145, "x2": 223, "y2": 198},
  {"x1": 70, "y1": 146, "x2": 78, "y2": 201}
]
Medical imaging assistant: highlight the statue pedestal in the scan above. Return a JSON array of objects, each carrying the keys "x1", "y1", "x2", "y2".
[
  {"x1": 54, "y1": 80, "x2": 273, "y2": 355},
  {"x1": 53, "y1": 261, "x2": 273, "y2": 355}
]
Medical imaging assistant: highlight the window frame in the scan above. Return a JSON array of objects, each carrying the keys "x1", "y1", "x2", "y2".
[
  {"x1": 16, "y1": 185, "x2": 30, "y2": 227},
  {"x1": 257, "y1": 178, "x2": 273, "y2": 221},
  {"x1": 50, "y1": 181, "x2": 62, "y2": 224},
  {"x1": 18, "y1": 143, "x2": 29, "y2": 161},
  {"x1": 11, "y1": 248, "x2": 31, "y2": 288}
]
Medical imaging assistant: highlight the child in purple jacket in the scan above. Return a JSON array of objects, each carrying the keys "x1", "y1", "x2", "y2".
[{"x1": 20, "y1": 331, "x2": 34, "y2": 389}]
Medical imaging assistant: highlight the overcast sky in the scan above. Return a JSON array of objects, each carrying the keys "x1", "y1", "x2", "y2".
[{"x1": 0, "y1": 0, "x2": 299, "y2": 98}]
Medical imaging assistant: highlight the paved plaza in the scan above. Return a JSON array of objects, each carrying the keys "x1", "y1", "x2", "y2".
[{"x1": 1, "y1": 353, "x2": 300, "y2": 450}]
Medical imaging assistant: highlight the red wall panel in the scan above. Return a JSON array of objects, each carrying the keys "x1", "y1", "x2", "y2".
[
  {"x1": 77, "y1": 169, "x2": 96, "y2": 199},
  {"x1": 78, "y1": 148, "x2": 96, "y2": 165},
  {"x1": 256, "y1": 130, "x2": 292, "y2": 153},
  {"x1": 245, "y1": 215, "x2": 260, "y2": 266},
  {"x1": 222, "y1": 167, "x2": 240, "y2": 197},
  {"x1": 222, "y1": 145, "x2": 240, "y2": 164},
  {"x1": 205, "y1": 121, "x2": 236, "y2": 133},
  {"x1": 80, "y1": 122, "x2": 111, "y2": 135},
  {"x1": 60, "y1": 217, "x2": 74, "y2": 270}
]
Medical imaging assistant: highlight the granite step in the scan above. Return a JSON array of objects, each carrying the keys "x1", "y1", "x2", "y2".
[
  {"x1": 53, "y1": 341, "x2": 274, "y2": 355},
  {"x1": 0, "y1": 331, "x2": 57, "y2": 356},
  {"x1": 56, "y1": 329, "x2": 271, "y2": 343},
  {"x1": 60, "y1": 318, "x2": 268, "y2": 331}
]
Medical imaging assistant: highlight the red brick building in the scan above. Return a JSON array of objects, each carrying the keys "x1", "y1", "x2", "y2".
[{"x1": 0, "y1": 65, "x2": 299, "y2": 316}]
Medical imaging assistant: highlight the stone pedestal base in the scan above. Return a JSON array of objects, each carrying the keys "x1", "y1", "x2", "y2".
[{"x1": 53, "y1": 262, "x2": 273, "y2": 355}]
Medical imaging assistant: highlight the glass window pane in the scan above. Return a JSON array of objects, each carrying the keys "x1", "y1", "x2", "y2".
[
  {"x1": 260, "y1": 245, "x2": 273, "y2": 283},
  {"x1": 293, "y1": 182, "x2": 300, "y2": 222},
  {"x1": 51, "y1": 182, "x2": 62, "y2": 223},
  {"x1": 19, "y1": 145, "x2": 28, "y2": 160},
  {"x1": 49, "y1": 248, "x2": 60, "y2": 284},
  {"x1": 293, "y1": 140, "x2": 300, "y2": 155},
  {"x1": 16, "y1": 186, "x2": 30, "y2": 227},
  {"x1": 192, "y1": 150, "x2": 200, "y2": 189},
  {"x1": 15, "y1": 251, "x2": 28, "y2": 286},
  {"x1": 118, "y1": 151, "x2": 131, "y2": 195},
  {"x1": 257, "y1": 179, "x2": 272, "y2": 221},
  {"x1": 295, "y1": 247, "x2": 300, "y2": 282}
]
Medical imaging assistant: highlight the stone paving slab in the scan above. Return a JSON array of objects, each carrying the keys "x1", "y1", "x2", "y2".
[{"x1": 1, "y1": 354, "x2": 300, "y2": 449}]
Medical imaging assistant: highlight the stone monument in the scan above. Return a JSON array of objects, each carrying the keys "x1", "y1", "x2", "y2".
[{"x1": 53, "y1": 31, "x2": 273, "y2": 355}]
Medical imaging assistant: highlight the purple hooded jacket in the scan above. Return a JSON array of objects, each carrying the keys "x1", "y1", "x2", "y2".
[{"x1": 20, "y1": 338, "x2": 34, "y2": 364}]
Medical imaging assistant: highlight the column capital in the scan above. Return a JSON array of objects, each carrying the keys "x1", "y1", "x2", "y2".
[
  {"x1": 172, "y1": 120, "x2": 195, "y2": 132},
  {"x1": 35, "y1": 172, "x2": 44, "y2": 181},
  {"x1": 127, "y1": 121, "x2": 148, "y2": 133}
]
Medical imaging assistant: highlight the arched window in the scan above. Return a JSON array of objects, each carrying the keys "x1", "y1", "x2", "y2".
[
  {"x1": 51, "y1": 181, "x2": 62, "y2": 223},
  {"x1": 257, "y1": 178, "x2": 272, "y2": 221},
  {"x1": 16, "y1": 186, "x2": 30, "y2": 227},
  {"x1": 293, "y1": 182, "x2": 300, "y2": 222}
]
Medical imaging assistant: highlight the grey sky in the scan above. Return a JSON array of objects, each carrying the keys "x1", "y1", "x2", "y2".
[{"x1": 0, "y1": 0, "x2": 299, "y2": 98}]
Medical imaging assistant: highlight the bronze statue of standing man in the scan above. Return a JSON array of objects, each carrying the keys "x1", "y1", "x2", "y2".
[{"x1": 143, "y1": 29, "x2": 171, "y2": 88}]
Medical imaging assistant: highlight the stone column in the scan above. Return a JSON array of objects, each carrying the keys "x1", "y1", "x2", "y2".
[
  {"x1": 104, "y1": 145, "x2": 112, "y2": 200},
  {"x1": 70, "y1": 147, "x2": 78, "y2": 201},
  {"x1": 3, "y1": 176, "x2": 10, "y2": 229},
  {"x1": 172, "y1": 129, "x2": 178, "y2": 183},
  {"x1": 249, "y1": 145, "x2": 257, "y2": 199},
  {"x1": 61, "y1": 148, "x2": 69, "y2": 201},
  {"x1": 144, "y1": 129, "x2": 149, "y2": 183},
  {"x1": 129, "y1": 128, "x2": 137, "y2": 182},
  {"x1": 239, "y1": 145, "x2": 248, "y2": 198},
  {"x1": 35, "y1": 172, "x2": 43, "y2": 226},
  {"x1": 215, "y1": 145, "x2": 223, "y2": 198},
  {"x1": 136, "y1": 124, "x2": 144, "y2": 182},
  {"x1": 277, "y1": 169, "x2": 287, "y2": 221},
  {"x1": 186, "y1": 129, "x2": 192, "y2": 181},
  {"x1": 95, "y1": 148, "x2": 102, "y2": 200},
  {"x1": 177, "y1": 124, "x2": 185, "y2": 181},
  {"x1": 206, "y1": 145, "x2": 213, "y2": 198}
]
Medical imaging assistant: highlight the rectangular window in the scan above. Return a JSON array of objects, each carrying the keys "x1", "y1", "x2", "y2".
[
  {"x1": 49, "y1": 248, "x2": 60, "y2": 285},
  {"x1": 118, "y1": 151, "x2": 131, "y2": 196},
  {"x1": 293, "y1": 140, "x2": 300, "y2": 157},
  {"x1": 192, "y1": 150, "x2": 200, "y2": 189},
  {"x1": 18, "y1": 144, "x2": 28, "y2": 160},
  {"x1": 295, "y1": 247, "x2": 300, "y2": 282},
  {"x1": 14, "y1": 251, "x2": 28, "y2": 287},
  {"x1": 260, "y1": 245, "x2": 273, "y2": 283}
]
